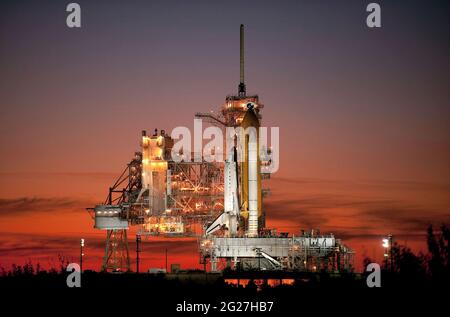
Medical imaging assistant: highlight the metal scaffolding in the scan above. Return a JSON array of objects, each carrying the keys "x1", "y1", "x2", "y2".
[{"x1": 89, "y1": 139, "x2": 226, "y2": 271}]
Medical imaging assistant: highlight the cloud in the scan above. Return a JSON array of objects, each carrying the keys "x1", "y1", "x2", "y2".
[
  {"x1": 0, "y1": 233, "x2": 90, "y2": 269},
  {"x1": 0, "y1": 196, "x2": 95, "y2": 217},
  {"x1": 265, "y1": 197, "x2": 330, "y2": 228},
  {"x1": 355, "y1": 204, "x2": 450, "y2": 233},
  {"x1": 271, "y1": 176, "x2": 450, "y2": 192},
  {"x1": 0, "y1": 172, "x2": 118, "y2": 179},
  {"x1": 264, "y1": 191, "x2": 450, "y2": 239}
]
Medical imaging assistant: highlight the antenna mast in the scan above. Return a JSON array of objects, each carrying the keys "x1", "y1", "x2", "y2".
[{"x1": 238, "y1": 24, "x2": 246, "y2": 97}]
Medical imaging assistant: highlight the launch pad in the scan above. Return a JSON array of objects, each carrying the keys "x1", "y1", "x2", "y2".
[
  {"x1": 88, "y1": 24, "x2": 354, "y2": 273},
  {"x1": 201, "y1": 231, "x2": 353, "y2": 272}
]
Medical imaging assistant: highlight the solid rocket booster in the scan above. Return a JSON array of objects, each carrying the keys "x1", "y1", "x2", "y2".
[{"x1": 247, "y1": 126, "x2": 258, "y2": 237}]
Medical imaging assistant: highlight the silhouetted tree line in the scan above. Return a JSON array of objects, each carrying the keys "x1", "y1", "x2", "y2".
[
  {"x1": 364, "y1": 224, "x2": 450, "y2": 287},
  {"x1": 0, "y1": 254, "x2": 70, "y2": 277}
]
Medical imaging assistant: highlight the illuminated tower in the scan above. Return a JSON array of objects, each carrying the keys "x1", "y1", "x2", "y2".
[{"x1": 203, "y1": 24, "x2": 267, "y2": 236}]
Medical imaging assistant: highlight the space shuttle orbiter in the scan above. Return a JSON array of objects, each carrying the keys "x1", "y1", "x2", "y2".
[{"x1": 205, "y1": 147, "x2": 240, "y2": 236}]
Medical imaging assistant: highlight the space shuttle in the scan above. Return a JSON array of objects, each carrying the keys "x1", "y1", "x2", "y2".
[
  {"x1": 205, "y1": 25, "x2": 264, "y2": 238},
  {"x1": 205, "y1": 147, "x2": 240, "y2": 236},
  {"x1": 205, "y1": 105, "x2": 262, "y2": 237}
]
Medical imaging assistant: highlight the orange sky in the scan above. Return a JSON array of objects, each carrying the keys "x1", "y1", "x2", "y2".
[{"x1": 0, "y1": 172, "x2": 448, "y2": 272}]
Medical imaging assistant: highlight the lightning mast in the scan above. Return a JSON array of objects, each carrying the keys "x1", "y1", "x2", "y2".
[{"x1": 238, "y1": 24, "x2": 246, "y2": 97}]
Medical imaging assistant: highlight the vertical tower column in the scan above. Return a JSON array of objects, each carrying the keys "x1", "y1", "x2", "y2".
[
  {"x1": 102, "y1": 229, "x2": 131, "y2": 272},
  {"x1": 238, "y1": 24, "x2": 246, "y2": 97}
]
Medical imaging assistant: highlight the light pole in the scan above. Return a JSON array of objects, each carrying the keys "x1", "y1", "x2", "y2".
[
  {"x1": 80, "y1": 238, "x2": 85, "y2": 273},
  {"x1": 388, "y1": 234, "x2": 394, "y2": 272},
  {"x1": 136, "y1": 234, "x2": 141, "y2": 273},
  {"x1": 382, "y1": 234, "x2": 393, "y2": 271}
]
